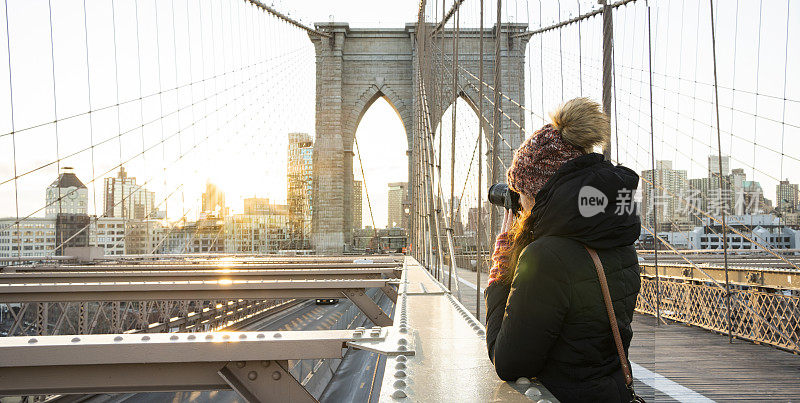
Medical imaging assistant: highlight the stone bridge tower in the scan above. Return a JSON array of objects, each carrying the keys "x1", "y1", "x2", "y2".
[{"x1": 309, "y1": 22, "x2": 529, "y2": 254}]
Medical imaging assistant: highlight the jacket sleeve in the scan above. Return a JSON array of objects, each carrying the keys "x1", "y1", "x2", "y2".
[{"x1": 485, "y1": 242, "x2": 571, "y2": 381}]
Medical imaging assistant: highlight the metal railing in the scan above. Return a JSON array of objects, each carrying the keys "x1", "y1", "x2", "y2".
[{"x1": 637, "y1": 276, "x2": 800, "y2": 353}]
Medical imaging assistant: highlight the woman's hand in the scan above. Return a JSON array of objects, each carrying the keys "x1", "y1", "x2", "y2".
[
  {"x1": 489, "y1": 209, "x2": 515, "y2": 286},
  {"x1": 500, "y1": 208, "x2": 514, "y2": 234}
]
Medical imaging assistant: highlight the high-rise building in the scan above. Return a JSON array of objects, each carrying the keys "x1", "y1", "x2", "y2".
[
  {"x1": 124, "y1": 219, "x2": 165, "y2": 255},
  {"x1": 244, "y1": 197, "x2": 270, "y2": 215},
  {"x1": 46, "y1": 167, "x2": 88, "y2": 218},
  {"x1": 777, "y1": 179, "x2": 799, "y2": 213},
  {"x1": 0, "y1": 217, "x2": 55, "y2": 258},
  {"x1": 387, "y1": 182, "x2": 408, "y2": 229},
  {"x1": 641, "y1": 160, "x2": 689, "y2": 231},
  {"x1": 201, "y1": 181, "x2": 227, "y2": 218},
  {"x1": 103, "y1": 168, "x2": 155, "y2": 220},
  {"x1": 287, "y1": 133, "x2": 313, "y2": 246},
  {"x1": 353, "y1": 180, "x2": 363, "y2": 230},
  {"x1": 225, "y1": 209, "x2": 292, "y2": 253},
  {"x1": 708, "y1": 154, "x2": 730, "y2": 178},
  {"x1": 89, "y1": 217, "x2": 126, "y2": 256},
  {"x1": 159, "y1": 218, "x2": 225, "y2": 254},
  {"x1": 45, "y1": 168, "x2": 91, "y2": 255}
]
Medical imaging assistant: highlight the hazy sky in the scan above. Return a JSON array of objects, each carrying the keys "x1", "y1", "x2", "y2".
[{"x1": 0, "y1": 0, "x2": 797, "y2": 232}]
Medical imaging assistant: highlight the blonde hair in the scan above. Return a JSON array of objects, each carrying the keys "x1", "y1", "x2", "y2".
[{"x1": 550, "y1": 97, "x2": 610, "y2": 153}]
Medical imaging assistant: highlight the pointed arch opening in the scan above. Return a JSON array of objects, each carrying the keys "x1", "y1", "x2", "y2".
[{"x1": 351, "y1": 95, "x2": 409, "y2": 252}]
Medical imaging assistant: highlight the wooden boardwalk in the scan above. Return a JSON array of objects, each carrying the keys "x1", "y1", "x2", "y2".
[{"x1": 629, "y1": 314, "x2": 800, "y2": 401}]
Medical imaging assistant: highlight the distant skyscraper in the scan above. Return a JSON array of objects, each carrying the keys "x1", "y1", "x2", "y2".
[
  {"x1": 287, "y1": 133, "x2": 313, "y2": 246},
  {"x1": 201, "y1": 181, "x2": 227, "y2": 218},
  {"x1": 641, "y1": 160, "x2": 689, "y2": 231},
  {"x1": 387, "y1": 182, "x2": 408, "y2": 229},
  {"x1": 45, "y1": 167, "x2": 90, "y2": 255},
  {"x1": 708, "y1": 154, "x2": 731, "y2": 178},
  {"x1": 104, "y1": 168, "x2": 155, "y2": 220},
  {"x1": 777, "y1": 179, "x2": 799, "y2": 213},
  {"x1": 353, "y1": 180, "x2": 363, "y2": 230},
  {"x1": 46, "y1": 167, "x2": 88, "y2": 218}
]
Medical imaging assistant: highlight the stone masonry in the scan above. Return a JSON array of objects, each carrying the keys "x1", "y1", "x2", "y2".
[{"x1": 309, "y1": 23, "x2": 529, "y2": 254}]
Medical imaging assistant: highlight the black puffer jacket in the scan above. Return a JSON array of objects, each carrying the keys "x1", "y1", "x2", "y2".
[{"x1": 485, "y1": 153, "x2": 641, "y2": 402}]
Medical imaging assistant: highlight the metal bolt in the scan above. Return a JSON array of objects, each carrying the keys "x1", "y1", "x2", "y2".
[
  {"x1": 28, "y1": 338, "x2": 37, "y2": 344},
  {"x1": 257, "y1": 333, "x2": 265, "y2": 339},
  {"x1": 393, "y1": 379, "x2": 406, "y2": 388},
  {"x1": 397, "y1": 338, "x2": 407, "y2": 345},
  {"x1": 525, "y1": 387, "x2": 542, "y2": 398},
  {"x1": 272, "y1": 371, "x2": 281, "y2": 380},
  {"x1": 274, "y1": 332, "x2": 282, "y2": 338},
  {"x1": 392, "y1": 389, "x2": 407, "y2": 399},
  {"x1": 395, "y1": 362, "x2": 406, "y2": 370},
  {"x1": 516, "y1": 377, "x2": 531, "y2": 385},
  {"x1": 399, "y1": 327, "x2": 408, "y2": 334},
  {"x1": 396, "y1": 355, "x2": 407, "y2": 362},
  {"x1": 222, "y1": 334, "x2": 230, "y2": 340},
  {"x1": 239, "y1": 334, "x2": 247, "y2": 339},
  {"x1": 142, "y1": 335, "x2": 151, "y2": 341},
  {"x1": 187, "y1": 335, "x2": 196, "y2": 340},
  {"x1": 205, "y1": 335, "x2": 213, "y2": 340},
  {"x1": 537, "y1": 400, "x2": 553, "y2": 403},
  {"x1": 397, "y1": 345, "x2": 408, "y2": 351},
  {"x1": 71, "y1": 337, "x2": 80, "y2": 343},
  {"x1": 114, "y1": 336, "x2": 123, "y2": 342},
  {"x1": 236, "y1": 361, "x2": 246, "y2": 368},
  {"x1": 248, "y1": 371, "x2": 258, "y2": 381},
  {"x1": 394, "y1": 370, "x2": 407, "y2": 378},
  {"x1": 261, "y1": 360, "x2": 271, "y2": 368},
  {"x1": 170, "y1": 335, "x2": 179, "y2": 341}
]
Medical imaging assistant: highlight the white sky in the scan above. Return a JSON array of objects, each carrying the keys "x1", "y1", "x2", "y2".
[{"x1": 0, "y1": 0, "x2": 797, "y2": 231}]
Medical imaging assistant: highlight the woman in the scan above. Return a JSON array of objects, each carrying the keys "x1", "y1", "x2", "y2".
[{"x1": 485, "y1": 97, "x2": 642, "y2": 402}]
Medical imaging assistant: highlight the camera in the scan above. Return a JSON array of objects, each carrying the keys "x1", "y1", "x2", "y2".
[{"x1": 488, "y1": 183, "x2": 521, "y2": 213}]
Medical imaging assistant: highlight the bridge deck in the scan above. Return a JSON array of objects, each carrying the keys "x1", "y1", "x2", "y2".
[{"x1": 630, "y1": 314, "x2": 800, "y2": 401}]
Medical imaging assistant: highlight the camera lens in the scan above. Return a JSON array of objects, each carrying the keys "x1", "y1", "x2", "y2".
[{"x1": 488, "y1": 183, "x2": 509, "y2": 207}]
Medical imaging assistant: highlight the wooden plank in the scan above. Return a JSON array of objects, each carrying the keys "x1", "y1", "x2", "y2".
[{"x1": 630, "y1": 314, "x2": 800, "y2": 401}]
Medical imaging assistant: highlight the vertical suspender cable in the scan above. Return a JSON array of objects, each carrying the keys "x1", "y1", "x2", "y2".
[
  {"x1": 489, "y1": 0, "x2": 502, "y2": 242},
  {"x1": 449, "y1": 5, "x2": 459, "y2": 291},
  {"x1": 778, "y1": 0, "x2": 791, "y2": 228},
  {"x1": 82, "y1": 0, "x2": 98, "y2": 231},
  {"x1": 538, "y1": 0, "x2": 544, "y2": 124},
  {"x1": 577, "y1": 0, "x2": 583, "y2": 96},
  {"x1": 601, "y1": 0, "x2": 614, "y2": 159},
  {"x1": 645, "y1": 0, "x2": 660, "y2": 324},
  {"x1": 708, "y1": 0, "x2": 733, "y2": 344},
  {"x1": 48, "y1": 0, "x2": 65, "y2": 251},
  {"x1": 557, "y1": 0, "x2": 564, "y2": 102},
  {"x1": 476, "y1": 0, "x2": 485, "y2": 322},
  {"x1": 3, "y1": 0, "x2": 19, "y2": 259}
]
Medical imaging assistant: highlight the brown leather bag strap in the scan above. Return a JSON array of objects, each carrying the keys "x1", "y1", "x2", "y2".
[{"x1": 583, "y1": 245, "x2": 634, "y2": 388}]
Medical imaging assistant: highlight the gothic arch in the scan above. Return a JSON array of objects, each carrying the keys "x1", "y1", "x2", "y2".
[{"x1": 344, "y1": 82, "x2": 413, "y2": 151}]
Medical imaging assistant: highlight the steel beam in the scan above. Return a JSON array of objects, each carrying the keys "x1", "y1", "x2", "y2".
[
  {"x1": 340, "y1": 289, "x2": 393, "y2": 327},
  {"x1": 0, "y1": 279, "x2": 394, "y2": 303},
  {"x1": 0, "y1": 330, "x2": 386, "y2": 397},
  {"x1": 639, "y1": 262, "x2": 800, "y2": 289},
  {"x1": 3, "y1": 262, "x2": 401, "y2": 273},
  {"x1": 0, "y1": 268, "x2": 398, "y2": 284},
  {"x1": 219, "y1": 360, "x2": 315, "y2": 403}
]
